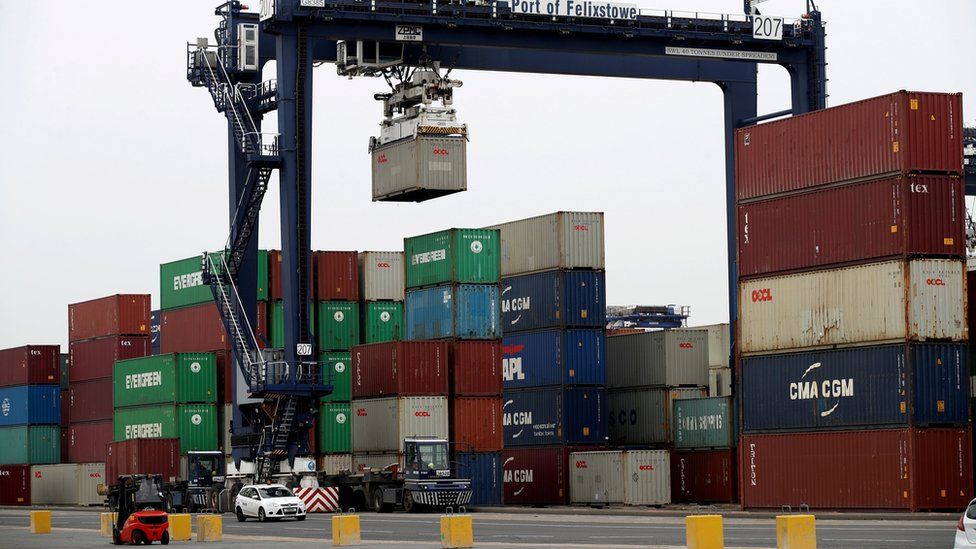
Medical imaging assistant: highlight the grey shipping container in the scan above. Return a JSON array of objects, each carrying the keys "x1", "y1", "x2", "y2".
[
  {"x1": 569, "y1": 450, "x2": 671, "y2": 506},
  {"x1": 607, "y1": 330, "x2": 709, "y2": 389},
  {"x1": 371, "y1": 135, "x2": 467, "y2": 202},
  {"x1": 352, "y1": 452, "x2": 403, "y2": 473},
  {"x1": 608, "y1": 387, "x2": 707, "y2": 445},
  {"x1": 673, "y1": 397, "x2": 735, "y2": 449},
  {"x1": 678, "y1": 324, "x2": 729, "y2": 368},
  {"x1": 351, "y1": 396, "x2": 449, "y2": 453},
  {"x1": 709, "y1": 368, "x2": 732, "y2": 398},
  {"x1": 30, "y1": 463, "x2": 105, "y2": 506},
  {"x1": 318, "y1": 454, "x2": 353, "y2": 475},
  {"x1": 359, "y1": 251, "x2": 405, "y2": 301},
  {"x1": 486, "y1": 212, "x2": 605, "y2": 276}
]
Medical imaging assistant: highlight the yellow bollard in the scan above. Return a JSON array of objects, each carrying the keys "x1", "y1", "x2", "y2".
[
  {"x1": 439, "y1": 512, "x2": 474, "y2": 548},
  {"x1": 100, "y1": 512, "x2": 118, "y2": 537},
  {"x1": 776, "y1": 515, "x2": 817, "y2": 549},
  {"x1": 196, "y1": 514, "x2": 223, "y2": 542},
  {"x1": 686, "y1": 515, "x2": 724, "y2": 549},
  {"x1": 30, "y1": 510, "x2": 51, "y2": 534},
  {"x1": 169, "y1": 513, "x2": 192, "y2": 541},
  {"x1": 331, "y1": 511, "x2": 361, "y2": 546}
]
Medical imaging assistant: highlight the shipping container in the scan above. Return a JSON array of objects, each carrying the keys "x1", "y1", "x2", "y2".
[
  {"x1": 404, "y1": 229, "x2": 500, "y2": 289},
  {"x1": 450, "y1": 341, "x2": 503, "y2": 397},
  {"x1": 69, "y1": 294, "x2": 151, "y2": 341},
  {"x1": 318, "y1": 454, "x2": 353, "y2": 475},
  {"x1": 31, "y1": 463, "x2": 105, "y2": 506},
  {"x1": 359, "y1": 251, "x2": 405, "y2": 301},
  {"x1": 0, "y1": 385, "x2": 60, "y2": 426},
  {"x1": 740, "y1": 428, "x2": 972, "y2": 510},
  {"x1": 500, "y1": 270, "x2": 606, "y2": 332},
  {"x1": 454, "y1": 451, "x2": 502, "y2": 506},
  {"x1": 160, "y1": 251, "x2": 268, "y2": 310},
  {"x1": 709, "y1": 368, "x2": 732, "y2": 398},
  {"x1": 67, "y1": 379, "x2": 114, "y2": 423},
  {"x1": 314, "y1": 251, "x2": 359, "y2": 301},
  {"x1": 671, "y1": 449, "x2": 737, "y2": 503},
  {"x1": 739, "y1": 259, "x2": 967, "y2": 354},
  {"x1": 362, "y1": 301, "x2": 404, "y2": 344},
  {"x1": 0, "y1": 425, "x2": 60, "y2": 465},
  {"x1": 150, "y1": 310, "x2": 161, "y2": 355},
  {"x1": 317, "y1": 301, "x2": 360, "y2": 351},
  {"x1": 405, "y1": 284, "x2": 501, "y2": 340},
  {"x1": 736, "y1": 91, "x2": 964, "y2": 201},
  {"x1": 569, "y1": 450, "x2": 671, "y2": 506},
  {"x1": 69, "y1": 335, "x2": 151, "y2": 383},
  {"x1": 215, "y1": 351, "x2": 233, "y2": 404},
  {"x1": 607, "y1": 330, "x2": 709, "y2": 389},
  {"x1": 320, "y1": 352, "x2": 352, "y2": 403},
  {"x1": 502, "y1": 445, "x2": 604, "y2": 505},
  {"x1": 486, "y1": 211, "x2": 605, "y2": 277},
  {"x1": 502, "y1": 387, "x2": 606, "y2": 447},
  {"x1": 318, "y1": 403, "x2": 352, "y2": 454},
  {"x1": 60, "y1": 391, "x2": 69, "y2": 427},
  {"x1": 113, "y1": 404, "x2": 218, "y2": 453},
  {"x1": 371, "y1": 135, "x2": 467, "y2": 202},
  {"x1": 113, "y1": 353, "x2": 217, "y2": 408},
  {"x1": 220, "y1": 403, "x2": 230, "y2": 452},
  {"x1": 608, "y1": 387, "x2": 708, "y2": 446},
  {"x1": 159, "y1": 303, "x2": 228, "y2": 353},
  {"x1": 268, "y1": 250, "x2": 283, "y2": 300},
  {"x1": 0, "y1": 464, "x2": 31, "y2": 505},
  {"x1": 351, "y1": 396, "x2": 448, "y2": 453},
  {"x1": 352, "y1": 452, "x2": 403, "y2": 473},
  {"x1": 269, "y1": 300, "x2": 308, "y2": 349},
  {"x1": 621, "y1": 450, "x2": 673, "y2": 505},
  {"x1": 67, "y1": 421, "x2": 111, "y2": 463},
  {"x1": 502, "y1": 329, "x2": 606, "y2": 389},
  {"x1": 60, "y1": 353, "x2": 69, "y2": 389},
  {"x1": 105, "y1": 438, "x2": 181, "y2": 483},
  {"x1": 678, "y1": 324, "x2": 730, "y2": 369},
  {"x1": 451, "y1": 396, "x2": 503, "y2": 452},
  {"x1": 673, "y1": 397, "x2": 735, "y2": 449},
  {"x1": 351, "y1": 341, "x2": 449, "y2": 399},
  {"x1": 0, "y1": 345, "x2": 60, "y2": 387}
]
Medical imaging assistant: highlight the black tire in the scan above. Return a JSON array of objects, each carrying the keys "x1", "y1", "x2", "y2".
[
  {"x1": 402, "y1": 490, "x2": 418, "y2": 513},
  {"x1": 160, "y1": 531, "x2": 169, "y2": 545},
  {"x1": 372, "y1": 488, "x2": 393, "y2": 513},
  {"x1": 112, "y1": 527, "x2": 122, "y2": 546},
  {"x1": 258, "y1": 507, "x2": 266, "y2": 523},
  {"x1": 132, "y1": 530, "x2": 146, "y2": 545},
  {"x1": 296, "y1": 515, "x2": 306, "y2": 522},
  {"x1": 236, "y1": 507, "x2": 246, "y2": 522}
]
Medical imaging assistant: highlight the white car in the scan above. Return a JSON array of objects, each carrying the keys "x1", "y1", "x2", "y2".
[
  {"x1": 235, "y1": 484, "x2": 307, "y2": 522},
  {"x1": 955, "y1": 498, "x2": 976, "y2": 548}
]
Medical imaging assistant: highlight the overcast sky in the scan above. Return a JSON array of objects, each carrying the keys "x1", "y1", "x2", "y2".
[{"x1": 0, "y1": 0, "x2": 972, "y2": 348}]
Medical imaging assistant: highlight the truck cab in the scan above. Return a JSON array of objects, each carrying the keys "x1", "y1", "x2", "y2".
[
  {"x1": 172, "y1": 451, "x2": 225, "y2": 512},
  {"x1": 375, "y1": 437, "x2": 472, "y2": 513}
]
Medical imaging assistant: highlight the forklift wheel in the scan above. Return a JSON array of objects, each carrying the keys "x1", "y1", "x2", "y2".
[
  {"x1": 111, "y1": 527, "x2": 122, "y2": 546},
  {"x1": 132, "y1": 530, "x2": 146, "y2": 545},
  {"x1": 161, "y1": 531, "x2": 170, "y2": 545}
]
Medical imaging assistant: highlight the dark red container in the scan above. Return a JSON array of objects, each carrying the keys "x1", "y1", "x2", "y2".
[
  {"x1": 215, "y1": 350, "x2": 233, "y2": 404},
  {"x1": 67, "y1": 420, "x2": 113, "y2": 463},
  {"x1": 160, "y1": 303, "x2": 228, "y2": 353},
  {"x1": 269, "y1": 250, "x2": 283, "y2": 301},
  {"x1": 0, "y1": 345, "x2": 60, "y2": 387},
  {"x1": 60, "y1": 429, "x2": 69, "y2": 463},
  {"x1": 60, "y1": 390, "x2": 69, "y2": 427},
  {"x1": 740, "y1": 428, "x2": 972, "y2": 510},
  {"x1": 450, "y1": 341, "x2": 502, "y2": 396},
  {"x1": 671, "y1": 449, "x2": 737, "y2": 503},
  {"x1": 736, "y1": 91, "x2": 964, "y2": 202},
  {"x1": 738, "y1": 174, "x2": 965, "y2": 278},
  {"x1": 451, "y1": 396, "x2": 503, "y2": 452},
  {"x1": 351, "y1": 341, "x2": 449, "y2": 398},
  {"x1": 503, "y1": 445, "x2": 604, "y2": 505},
  {"x1": 69, "y1": 335, "x2": 151, "y2": 383},
  {"x1": 0, "y1": 465, "x2": 31, "y2": 505},
  {"x1": 69, "y1": 294, "x2": 151, "y2": 342},
  {"x1": 106, "y1": 438, "x2": 181, "y2": 483},
  {"x1": 68, "y1": 379, "x2": 114, "y2": 423},
  {"x1": 314, "y1": 251, "x2": 359, "y2": 301}
]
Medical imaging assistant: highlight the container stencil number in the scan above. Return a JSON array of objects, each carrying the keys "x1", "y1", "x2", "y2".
[{"x1": 752, "y1": 16, "x2": 783, "y2": 40}]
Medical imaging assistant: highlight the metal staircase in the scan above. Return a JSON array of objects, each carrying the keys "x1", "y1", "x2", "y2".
[
  {"x1": 202, "y1": 254, "x2": 264, "y2": 390},
  {"x1": 256, "y1": 397, "x2": 298, "y2": 481}
]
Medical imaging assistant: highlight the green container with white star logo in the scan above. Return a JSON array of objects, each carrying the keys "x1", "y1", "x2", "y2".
[
  {"x1": 403, "y1": 229, "x2": 500, "y2": 289},
  {"x1": 113, "y1": 353, "x2": 217, "y2": 408},
  {"x1": 113, "y1": 404, "x2": 217, "y2": 453},
  {"x1": 362, "y1": 302, "x2": 404, "y2": 344},
  {"x1": 317, "y1": 403, "x2": 351, "y2": 453},
  {"x1": 317, "y1": 302, "x2": 360, "y2": 351},
  {"x1": 320, "y1": 352, "x2": 351, "y2": 403}
]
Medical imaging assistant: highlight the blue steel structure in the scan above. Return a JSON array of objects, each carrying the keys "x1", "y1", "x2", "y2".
[{"x1": 187, "y1": 0, "x2": 827, "y2": 478}]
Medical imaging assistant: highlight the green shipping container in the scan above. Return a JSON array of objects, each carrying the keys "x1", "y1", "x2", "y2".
[
  {"x1": 362, "y1": 302, "x2": 404, "y2": 344},
  {"x1": 320, "y1": 352, "x2": 351, "y2": 403},
  {"x1": 114, "y1": 353, "x2": 217, "y2": 408},
  {"x1": 672, "y1": 396, "x2": 735, "y2": 450},
  {"x1": 160, "y1": 251, "x2": 268, "y2": 310},
  {"x1": 60, "y1": 353, "x2": 69, "y2": 390},
  {"x1": 0, "y1": 426, "x2": 60, "y2": 465},
  {"x1": 317, "y1": 302, "x2": 359, "y2": 351},
  {"x1": 270, "y1": 300, "x2": 314, "y2": 349},
  {"x1": 113, "y1": 404, "x2": 218, "y2": 453},
  {"x1": 403, "y1": 229, "x2": 500, "y2": 289},
  {"x1": 317, "y1": 403, "x2": 351, "y2": 453}
]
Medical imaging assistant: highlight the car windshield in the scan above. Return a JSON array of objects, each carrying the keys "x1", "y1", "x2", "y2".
[
  {"x1": 415, "y1": 443, "x2": 449, "y2": 471},
  {"x1": 258, "y1": 487, "x2": 293, "y2": 499}
]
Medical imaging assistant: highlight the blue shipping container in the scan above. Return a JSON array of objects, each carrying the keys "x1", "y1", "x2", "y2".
[
  {"x1": 500, "y1": 270, "x2": 605, "y2": 333},
  {"x1": 455, "y1": 451, "x2": 502, "y2": 506},
  {"x1": 741, "y1": 343, "x2": 968, "y2": 432},
  {"x1": 405, "y1": 284, "x2": 501, "y2": 340},
  {"x1": 0, "y1": 385, "x2": 61, "y2": 426},
  {"x1": 150, "y1": 310, "x2": 161, "y2": 355},
  {"x1": 503, "y1": 386, "x2": 606, "y2": 446},
  {"x1": 502, "y1": 329, "x2": 606, "y2": 389}
]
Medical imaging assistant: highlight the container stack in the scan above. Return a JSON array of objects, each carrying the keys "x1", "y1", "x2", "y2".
[
  {"x1": 735, "y1": 90, "x2": 971, "y2": 511},
  {"x1": 670, "y1": 396, "x2": 736, "y2": 504},
  {"x1": 0, "y1": 346, "x2": 61, "y2": 478},
  {"x1": 68, "y1": 295, "x2": 151, "y2": 463}
]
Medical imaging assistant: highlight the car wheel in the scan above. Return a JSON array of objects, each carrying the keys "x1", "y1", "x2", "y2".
[
  {"x1": 132, "y1": 530, "x2": 146, "y2": 545},
  {"x1": 258, "y1": 508, "x2": 266, "y2": 523},
  {"x1": 236, "y1": 507, "x2": 246, "y2": 522},
  {"x1": 296, "y1": 515, "x2": 306, "y2": 522},
  {"x1": 403, "y1": 490, "x2": 418, "y2": 513},
  {"x1": 160, "y1": 531, "x2": 170, "y2": 545}
]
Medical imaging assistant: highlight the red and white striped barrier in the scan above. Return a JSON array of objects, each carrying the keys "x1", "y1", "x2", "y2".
[{"x1": 293, "y1": 487, "x2": 339, "y2": 513}]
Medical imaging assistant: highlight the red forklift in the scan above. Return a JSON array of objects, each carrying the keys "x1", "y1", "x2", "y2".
[{"x1": 104, "y1": 474, "x2": 171, "y2": 545}]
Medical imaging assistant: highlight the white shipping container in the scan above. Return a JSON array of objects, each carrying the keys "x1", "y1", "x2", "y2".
[
  {"x1": 607, "y1": 330, "x2": 709, "y2": 389},
  {"x1": 30, "y1": 463, "x2": 106, "y2": 506},
  {"x1": 569, "y1": 451, "x2": 670, "y2": 506},
  {"x1": 679, "y1": 324, "x2": 729, "y2": 368},
  {"x1": 709, "y1": 367, "x2": 732, "y2": 397},
  {"x1": 371, "y1": 135, "x2": 467, "y2": 202},
  {"x1": 738, "y1": 259, "x2": 966, "y2": 354},
  {"x1": 352, "y1": 452, "x2": 404, "y2": 473},
  {"x1": 359, "y1": 251, "x2": 405, "y2": 301},
  {"x1": 623, "y1": 450, "x2": 671, "y2": 506},
  {"x1": 351, "y1": 396, "x2": 449, "y2": 453},
  {"x1": 318, "y1": 454, "x2": 353, "y2": 475},
  {"x1": 608, "y1": 387, "x2": 707, "y2": 445},
  {"x1": 486, "y1": 211, "x2": 605, "y2": 276}
]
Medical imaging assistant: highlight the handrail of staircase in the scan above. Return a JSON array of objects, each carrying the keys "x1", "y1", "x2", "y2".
[{"x1": 207, "y1": 253, "x2": 265, "y2": 370}]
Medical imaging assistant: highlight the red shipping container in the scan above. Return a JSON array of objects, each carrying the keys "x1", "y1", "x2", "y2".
[
  {"x1": 736, "y1": 91, "x2": 964, "y2": 201},
  {"x1": 450, "y1": 341, "x2": 502, "y2": 396},
  {"x1": 161, "y1": 302, "x2": 267, "y2": 353},
  {"x1": 740, "y1": 428, "x2": 972, "y2": 510},
  {"x1": 60, "y1": 429, "x2": 69, "y2": 463},
  {"x1": 269, "y1": 249, "x2": 283, "y2": 301},
  {"x1": 671, "y1": 449, "x2": 737, "y2": 504},
  {"x1": 503, "y1": 445, "x2": 604, "y2": 505},
  {"x1": 314, "y1": 251, "x2": 359, "y2": 301},
  {"x1": 0, "y1": 465, "x2": 31, "y2": 505},
  {"x1": 738, "y1": 175, "x2": 965, "y2": 278},
  {"x1": 69, "y1": 335, "x2": 151, "y2": 383},
  {"x1": 69, "y1": 294, "x2": 151, "y2": 341},
  {"x1": 106, "y1": 439, "x2": 181, "y2": 483},
  {"x1": 68, "y1": 378, "x2": 114, "y2": 423},
  {"x1": 67, "y1": 421, "x2": 113, "y2": 463},
  {"x1": 0, "y1": 345, "x2": 60, "y2": 387},
  {"x1": 451, "y1": 396, "x2": 503, "y2": 452},
  {"x1": 352, "y1": 341, "x2": 449, "y2": 398},
  {"x1": 60, "y1": 390, "x2": 69, "y2": 427}
]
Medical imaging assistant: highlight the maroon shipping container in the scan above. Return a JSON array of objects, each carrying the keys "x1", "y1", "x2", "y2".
[
  {"x1": 269, "y1": 250, "x2": 283, "y2": 301},
  {"x1": 671, "y1": 449, "x2": 737, "y2": 504},
  {"x1": 736, "y1": 91, "x2": 964, "y2": 201},
  {"x1": 314, "y1": 251, "x2": 359, "y2": 301},
  {"x1": 351, "y1": 341, "x2": 449, "y2": 398},
  {"x1": 60, "y1": 429, "x2": 69, "y2": 463},
  {"x1": 60, "y1": 390, "x2": 69, "y2": 427},
  {"x1": 106, "y1": 439, "x2": 181, "y2": 483},
  {"x1": 67, "y1": 421, "x2": 113, "y2": 463},
  {"x1": 451, "y1": 396, "x2": 503, "y2": 452},
  {"x1": 740, "y1": 428, "x2": 972, "y2": 510},
  {"x1": 68, "y1": 379, "x2": 114, "y2": 423},
  {"x1": 503, "y1": 445, "x2": 604, "y2": 505},
  {"x1": 69, "y1": 294, "x2": 151, "y2": 342},
  {"x1": 69, "y1": 335, "x2": 151, "y2": 383},
  {"x1": 450, "y1": 341, "x2": 503, "y2": 396},
  {"x1": 0, "y1": 345, "x2": 60, "y2": 387},
  {"x1": 0, "y1": 465, "x2": 31, "y2": 505},
  {"x1": 160, "y1": 303, "x2": 228, "y2": 353},
  {"x1": 738, "y1": 174, "x2": 965, "y2": 278}
]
